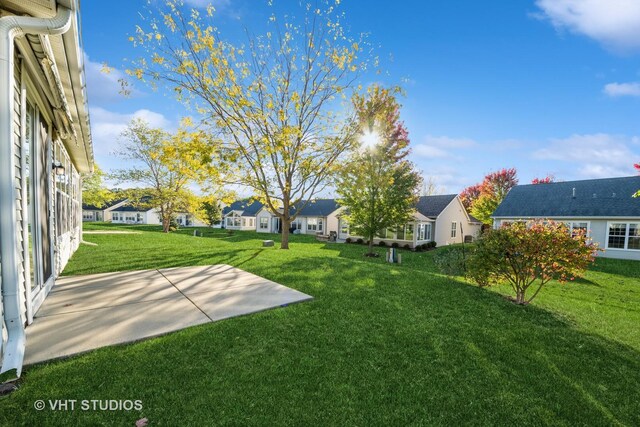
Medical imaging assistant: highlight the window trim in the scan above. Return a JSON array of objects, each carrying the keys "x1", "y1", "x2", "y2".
[
  {"x1": 259, "y1": 217, "x2": 269, "y2": 229},
  {"x1": 566, "y1": 221, "x2": 591, "y2": 238},
  {"x1": 606, "y1": 221, "x2": 640, "y2": 251},
  {"x1": 451, "y1": 222, "x2": 457, "y2": 238}
]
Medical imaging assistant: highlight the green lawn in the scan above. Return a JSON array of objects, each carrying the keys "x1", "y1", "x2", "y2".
[{"x1": 1, "y1": 223, "x2": 639, "y2": 426}]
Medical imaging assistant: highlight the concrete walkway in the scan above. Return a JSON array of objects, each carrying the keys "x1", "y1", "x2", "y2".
[{"x1": 24, "y1": 265, "x2": 312, "y2": 365}]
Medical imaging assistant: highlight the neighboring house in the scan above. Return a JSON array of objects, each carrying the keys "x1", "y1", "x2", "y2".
[
  {"x1": 256, "y1": 199, "x2": 341, "y2": 236},
  {"x1": 110, "y1": 200, "x2": 161, "y2": 225},
  {"x1": 0, "y1": 1, "x2": 91, "y2": 376},
  {"x1": 493, "y1": 176, "x2": 640, "y2": 261},
  {"x1": 341, "y1": 194, "x2": 482, "y2": 248},
  {"x1": 254, "y1": 195, "x2": 481, "y2": 248},
  {"x1": 82, "y1": 198, "x2": 127, "y2": 222},
  {"x1": 175, "y1": 212, "x2": 207, "y2": 227},
  {"x1": 222, "y1": 200, "x2": 263, "y2": 230}
]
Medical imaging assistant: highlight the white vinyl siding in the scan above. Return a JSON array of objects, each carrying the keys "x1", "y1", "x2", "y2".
[{"x1": 307, "y1": 217, "x2": 323, "y2": 232}]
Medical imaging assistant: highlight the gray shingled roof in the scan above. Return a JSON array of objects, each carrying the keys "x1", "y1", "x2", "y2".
[
  {"x1": 493, "y1": 176, "x2": 640, "y2": 218},
  {"x1": 415, "y1": 194, "x2": 457, "y2": 218},
  {"x1": 112, "y1": 197, "x2": 154, "y2": 212},
  {"x1": 294, "y1": 199, "x2": 340, "y2": 217},
  {"x1": 82, "y1": 198, "x2": 126, "y2": 211},
  {"x1": 222, "y1": 200, "x2": 264, "y2": 217}
]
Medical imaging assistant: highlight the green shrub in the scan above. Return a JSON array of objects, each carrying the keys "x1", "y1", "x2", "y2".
[
  {"x1": 403, "y1": 244, "x2": 411, "y2": 250},
  {"x1": 466, "y1": 220, "x2": 599, "y2": 304},
  {"x1": 345, "y1": 237, "x2": 352, "y2": 243},
  {"x1": 378, "y1": 241, "x2": 386, "y2": 247},
  {"x1": 391, "y1": 242, "x2": 399, "y2": 248},
  {"x1": 433, "y1": 247, "x2": 467, "y2": 276},
  {"x1": 356, "y1": 238, "x2": 364, "y2": 244}
]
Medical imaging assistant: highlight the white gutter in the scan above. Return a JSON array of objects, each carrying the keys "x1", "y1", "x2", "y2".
[{"x1": 0, "y1": 4, "x2": 73, "y2": 378}]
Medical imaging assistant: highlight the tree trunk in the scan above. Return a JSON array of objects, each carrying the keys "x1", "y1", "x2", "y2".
[
  {"x1": 515, "y1": 288, "x2": 526, "y2": 305},
  {"x1": 367, "y1": 234, "x2": 374, "y2": 255},
  {"x1": 281, "y1": 217, "x2": 290, "y2": 250},
  {"x1": 162, "y1": 215, "x2": 170, "y2": 233}
]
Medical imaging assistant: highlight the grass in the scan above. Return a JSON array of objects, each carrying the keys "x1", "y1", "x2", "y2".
[{"x1": 1, "y1": 223, "x2": 639, "y2": 426}]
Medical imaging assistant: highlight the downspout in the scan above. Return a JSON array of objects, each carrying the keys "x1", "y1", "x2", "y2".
[{"x1": 0, "y1": 5, "x2": 73, "y2": 378}]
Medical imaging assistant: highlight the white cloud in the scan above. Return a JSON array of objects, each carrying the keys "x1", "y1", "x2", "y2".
[
  {"x1": 84, "y1": 54, "x2": 141, "y2": 105},
  {"x1": 90, "y1": 107, "x2": 172, "y2": 163},
  {"x1": 535, "y1": 0, "x2": 640, "y2": 53},
  {"x1": 424, "y1": 135, "x2": 477, "y2": 149},
  {"x1": 413, "y1": 144, "x2": 449, "y2": 158},
  {"x1": 603, "y1": 82, "x2": 640, "y2": 97},
  {"x1": 419, "y1": 166, "x2": 473, "y2": 194},
  {"x1": 413, "y1": 135, "x2": 476, "y2": 159},
  {"x1": 532, "y1": 133, "x2": 640, "y2": 178}
]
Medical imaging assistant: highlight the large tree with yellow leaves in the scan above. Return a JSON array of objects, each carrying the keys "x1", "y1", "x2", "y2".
[
  {"x1": 126, "y1": 0, "x2": 368, "y2": 248},
  {"x1": 110, "y1": 118, "x2": 219, "y2": 233}
]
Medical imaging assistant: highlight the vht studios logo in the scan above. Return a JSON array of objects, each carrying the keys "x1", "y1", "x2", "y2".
[{"x1": 34, "y1": 399, "x2": 143, "y2": 411}]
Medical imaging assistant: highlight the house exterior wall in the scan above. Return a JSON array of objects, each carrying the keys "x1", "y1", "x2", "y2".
[
  {"x1": 6, "y1": 46, "x2": 83, "y2": 325},
  {"x1": 256, "y1": 209, "x2": 274, "y2": 233},
  {"x1": 326, "y1": 209, "x2": 342, "y2": 236},
  {"x1": 145, "y1": 209, "x2": 162, "y2": 225},
  {"x1": 175, "y1": 213, "x2": 207, "y2": 227},
  {"x1": 434, "y1": 198, "x2": 481, "y2": 247},
  {"x1": 224, "y1": 212, "x2": 256, "y2": 230},
  {"x1": 494, "y1": 217, "x2": 640, "y2": 261},
  {"x1": 346, "y1": 220, "x2": 434, "y2": 248}
]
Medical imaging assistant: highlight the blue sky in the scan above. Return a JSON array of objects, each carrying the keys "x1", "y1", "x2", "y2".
[{"x1": 81, "y1": 0, "x2": 640, "y2": 194}]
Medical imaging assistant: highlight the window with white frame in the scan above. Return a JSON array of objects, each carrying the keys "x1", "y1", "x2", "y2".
[
  {"x1": 340, "y1": 220, "x2": 349, "y2": 235},
  {"x1": 608, "y1": 223, "x2": 640, "y2": 250},
  {"x1": 259, "y1": 217, "x2": 269, "y2": 229},
  {"x1": 418, "y1": 223, "x2": 433, "y2": 241},
  {"x1": 450, "y1": 222, "x2": 457, "y2": 238},
  {"x1": 307, "y1": 218, "x2": 323, "y2": 232},
  {"x1": 569, "y1": 221, "x2": 589, "y2": 237},
  {"x1": 404, "y1": 224, "x2": 414, "y2": 241},
  {"x1": 55, "y1": 141, "x2": 73, "y2": 236},
  {"x1": 112, "y1": 212, "x2": 122, "y2": 221}
]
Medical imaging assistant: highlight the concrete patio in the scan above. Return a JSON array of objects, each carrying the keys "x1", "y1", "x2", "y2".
[{"x1": 24, "y1": 265, "x2": 312, "y2": 365}]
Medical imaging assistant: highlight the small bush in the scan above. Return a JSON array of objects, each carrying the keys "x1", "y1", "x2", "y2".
[
  {"x1": 391, "y1": 242, "x2": 399, "y2": 248},
  {"x1": 403, "y1": 244, "x2": 411, "y2": 250},
  {"x1": 421, "y1": 243, "x2": 430, "y2": 251},
  {"x1": 378, "y1": 241, "x2": 386, "y2": 247},
  {"x1": 345, "y1": 237, "x2": 352, "y2": 243},
  {"x1": 356, "y1": 238, "x2": 364, "y2": 244},
  {"x1": 429, "y1": 241, "x2": 437, "y2": 248},
  {"x1": 433, "y1": 247, "x2": 467, "y2": 276}
]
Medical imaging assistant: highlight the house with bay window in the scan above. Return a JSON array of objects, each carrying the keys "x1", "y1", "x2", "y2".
[
  {"x1": 256, "y1": 199, "x2": 340, "y2": 236},
  {"x1": 0, "y1": 0, "x2": 92, "y2": 376},
  {"x1": 492, "y1": 176, "x2": 640, "y2": 261},
  {"x1": 82, "y1": 198, "x2": 127, "y2": 222},
  {"x1": 252, "y1": 195, "x2": 481, "y2": 248},
  {"x1": 223, "y1": 200, "x2": 263, "y2": 230},
  {"x1": 340, "y1": 194, "x2": 482, "y2": 248}
]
